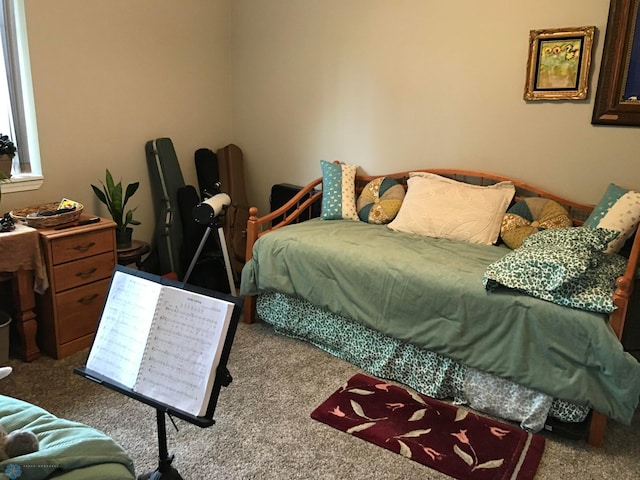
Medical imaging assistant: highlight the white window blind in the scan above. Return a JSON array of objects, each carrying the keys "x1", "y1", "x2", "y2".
[{"x1": 0, "y1": 0, "x2": 41, "y2": 187}]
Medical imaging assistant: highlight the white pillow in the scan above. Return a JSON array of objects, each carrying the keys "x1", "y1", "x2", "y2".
[{"x1": 387, "y1": 172, "x2": 515, "y2": 245}]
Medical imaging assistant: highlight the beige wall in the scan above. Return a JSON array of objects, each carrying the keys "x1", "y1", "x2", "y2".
[
  {"x1": 231, "y1": 0, "x2": 640, "y2": 216},
  {"x1": 3, "y1": 0, "x2": 232, "y2": 243},
  {"x1": 4, "y1": 1, "x2": 640, "y2": 243}
]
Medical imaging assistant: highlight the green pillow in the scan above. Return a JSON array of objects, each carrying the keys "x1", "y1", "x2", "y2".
[{"x1": 320, "y1": 160, "x2": 358, "y2": 220}]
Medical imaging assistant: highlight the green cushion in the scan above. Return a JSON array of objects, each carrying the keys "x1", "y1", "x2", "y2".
[{"x1": 0, "y1": 395, "x2": 135, "y2": 480}]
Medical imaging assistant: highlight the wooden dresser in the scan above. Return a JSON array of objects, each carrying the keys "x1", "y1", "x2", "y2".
[{"x1": 36, "y1": 216, "x2": 116, "y2": 359}]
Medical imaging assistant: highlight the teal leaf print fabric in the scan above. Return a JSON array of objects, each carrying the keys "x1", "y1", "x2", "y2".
[{"x1": 483, "y1": 227, "x2": 626, "y2": 313}]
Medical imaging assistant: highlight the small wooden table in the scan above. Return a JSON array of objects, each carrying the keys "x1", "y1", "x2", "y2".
[
  {"x1": 0, "y1": 224, "x2": 49, "y2": 362},
  {"x1": 117, "y1": 240, "x2": 151, "y2": 269}
]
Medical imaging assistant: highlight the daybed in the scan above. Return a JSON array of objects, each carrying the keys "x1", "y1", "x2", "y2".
[
  {"x1": 0, "y1": 395, "x2": 135, "y2": 480},
  {"x1": 240, "y1": 167, "x2": 640, "y2": 447}
]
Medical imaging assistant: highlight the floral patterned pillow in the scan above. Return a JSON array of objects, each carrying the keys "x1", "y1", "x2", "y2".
[
  {"x1": 521, "y1": 226, "x2": 618, "y2": 251},
  {"x1": 483, "y1": 227, "x2": 625, "y2": 313}
]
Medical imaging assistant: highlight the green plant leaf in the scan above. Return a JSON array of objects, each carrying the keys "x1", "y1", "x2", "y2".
[
  {"x1": 123, "y1": 182, "x2": 139, "y2": 208},
  {"x1": 91, "y1": 185, "x2": 108, "y2": 206},
  {"x1": 92, "y1": 169, "x2": 140, "y2": 229}
]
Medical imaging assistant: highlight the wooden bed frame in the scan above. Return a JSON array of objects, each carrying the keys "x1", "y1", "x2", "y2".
[{"x1": 242, "y1": 168, "x2": 640, "y2": 447}]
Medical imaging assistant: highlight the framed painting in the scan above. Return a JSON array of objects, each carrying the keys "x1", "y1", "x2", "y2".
[
  {"x1": 524, "y1": 26, "x2": 595, "y2": 100},
  {"x1": 592, "y1": 0, "x2": 640, "y2": 126}
]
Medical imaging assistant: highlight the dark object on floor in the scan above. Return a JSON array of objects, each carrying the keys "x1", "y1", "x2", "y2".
[
  {"x1": 270, "y1": 183, "x2": 321, "y2": 225},
  {"x1": 0, "y1": 213, "x2": 14, "y2": 232},
  {"x1": 543, "y1": 413, "x2": 590, "y2": 441}
]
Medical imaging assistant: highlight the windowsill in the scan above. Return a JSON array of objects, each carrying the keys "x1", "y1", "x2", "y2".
[{"x1": 1, "y1": 174, "x2": 44, "y2": 193}]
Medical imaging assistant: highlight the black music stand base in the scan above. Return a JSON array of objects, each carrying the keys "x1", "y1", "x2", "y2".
[{"x1": 137, "y1": 409, "x2": 183, "y2": 480}]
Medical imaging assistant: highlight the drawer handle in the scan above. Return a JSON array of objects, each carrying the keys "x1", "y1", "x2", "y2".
[
  {"x1": 75, "y1": 267, "x2": 98, "y2": 279},
  {"x1": 73, "y1": 241, "x2": 96, "y2": 252},
  {"x1": 77, "y1": 293, "x2": 99, "y2": 304}
]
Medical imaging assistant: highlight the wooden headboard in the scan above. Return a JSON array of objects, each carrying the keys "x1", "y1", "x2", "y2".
[{"x1": 248, "y1": 169, "x2": 594, "y2": 241}]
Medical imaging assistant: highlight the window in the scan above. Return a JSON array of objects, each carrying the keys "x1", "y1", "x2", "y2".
[{"x1": 0, "y1": 0, "x2": 42, "y2": 193}]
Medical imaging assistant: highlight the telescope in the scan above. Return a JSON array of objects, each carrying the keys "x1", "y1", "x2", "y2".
[
  {"x1": 192, "y1": 193, "x2": 231, "y2": 224},
  {"x1": 183, "y1": 192, "x2": 236, "y2": 296}
]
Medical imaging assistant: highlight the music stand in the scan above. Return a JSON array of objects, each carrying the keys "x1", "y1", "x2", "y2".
[{"x1": 75, "y1": 266, "x2": 242, "y2": 480}]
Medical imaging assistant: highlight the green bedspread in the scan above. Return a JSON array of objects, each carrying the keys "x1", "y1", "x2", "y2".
[
  {"x1": 241, "y1": 219, "x2": 640, "y2": 424},
  {"x1": 0, "y1": 395, "x2": 135, "y2": 480}
]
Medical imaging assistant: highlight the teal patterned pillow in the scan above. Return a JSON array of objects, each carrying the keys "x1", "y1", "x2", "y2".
[
  {"x1": 521, "y1": 226, "x2": 619, "y2": 251},
  {"x1": 484, "y1": 251, "x2": 626, "y2": 313},
  {"x1": 320, "y1": 160, "x2": 358, "y2": 220},
  {"x1": 584, "y1": 183, "x2": 640, "y2": 253},
  {"x1": 483, "y1": 227, "x2": 624, "y2": 313}
]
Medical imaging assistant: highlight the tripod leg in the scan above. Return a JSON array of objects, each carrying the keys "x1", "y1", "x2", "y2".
[
  {"x1": 183, "y1": 226, "x2": 213, "y2": 284},
  {"x1": 217, "y1": 227, "x2": 237, "y2": 296}
]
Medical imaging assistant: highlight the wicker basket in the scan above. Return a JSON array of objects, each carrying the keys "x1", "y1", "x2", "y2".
[{"x1": 10, "y1": 202, "x2": 84, "y2": 229}]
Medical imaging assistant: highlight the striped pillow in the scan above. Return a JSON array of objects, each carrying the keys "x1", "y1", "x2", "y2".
[{"x1": 320, "y1": 160, "x2": 358, "y2": 220}]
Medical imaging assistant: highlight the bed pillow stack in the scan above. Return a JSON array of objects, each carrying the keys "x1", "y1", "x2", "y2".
[{"x1": 387, "y1": 172, "x2": 515, "y2": 245}]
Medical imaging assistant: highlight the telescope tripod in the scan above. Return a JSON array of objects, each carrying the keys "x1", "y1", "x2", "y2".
[{"x1": 183, "y1": 219, "x2": 237, "y2": 296}]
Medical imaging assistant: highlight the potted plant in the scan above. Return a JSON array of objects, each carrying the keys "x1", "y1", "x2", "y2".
[
  {"x1": 0, "y1": 134, "x2": 16, "y2": 178},
  {"x1": 91, "y1": 169, "x2": 141, "y2": 248}
]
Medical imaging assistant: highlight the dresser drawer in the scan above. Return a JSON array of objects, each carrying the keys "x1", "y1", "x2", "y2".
[
  {"x1": 56, "y1": 278, "x2": 110, "y2": 345},
  {"x1": 50, "y1": 229, "x2": 114, "y2": 265},
  {"x1": 52, "y1": 252, "x2": 115, "y2": 293}
]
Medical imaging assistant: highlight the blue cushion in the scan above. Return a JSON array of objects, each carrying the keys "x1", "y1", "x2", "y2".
[
  {"x1": 584, "y1": 183, "x2": 640, "y2": 253},
  {"x1": 320, "y1": 160, "x2": 358, "y2": 220}
]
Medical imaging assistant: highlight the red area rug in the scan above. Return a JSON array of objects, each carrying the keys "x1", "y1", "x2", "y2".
[{"x1": 311, "y1": 373, "x2": 545, "y2": 480}]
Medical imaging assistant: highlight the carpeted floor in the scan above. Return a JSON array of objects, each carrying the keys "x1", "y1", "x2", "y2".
[{"x1": 1, "y1": 321, "x2": 639, "y2": 479}]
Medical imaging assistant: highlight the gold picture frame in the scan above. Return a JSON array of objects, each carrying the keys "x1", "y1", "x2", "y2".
[{"x1": 524, "y1": 26, "x2": 596, "y2": 101}]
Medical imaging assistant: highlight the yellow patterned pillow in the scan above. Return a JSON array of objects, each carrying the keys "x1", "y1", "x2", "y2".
[
  {"x1": 357, "y1": 177, "x2": 405, "y2": 224},
  {"x1": 501, "y1": 197, "x2": 573, "y2": 249}
]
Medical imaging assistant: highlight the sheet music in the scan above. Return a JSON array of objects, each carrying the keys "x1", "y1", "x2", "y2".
[
  {"x1": 134, "y1": 285, "x2": 234, "y2": 416},
  {"x1": 86, "y1": 271, "x2": 162, "y2": 387}
]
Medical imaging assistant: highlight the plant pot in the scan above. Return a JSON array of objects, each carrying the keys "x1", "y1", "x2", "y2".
[
  {"x1": 116, "y1": 227, "x2": 133, "y2": 249},
  {"x1": 0, "y1": 154, "x2": 13, "y2": 178}
]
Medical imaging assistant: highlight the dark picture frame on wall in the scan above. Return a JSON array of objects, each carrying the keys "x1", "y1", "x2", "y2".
[
  {"x1": 524, "y1": 26, "x2": 595, "y2": 101},
  {"x1": 592, "y1": 0, "x2": 640, "y2": 126}
]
